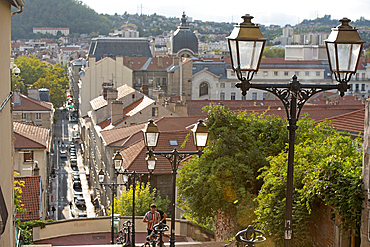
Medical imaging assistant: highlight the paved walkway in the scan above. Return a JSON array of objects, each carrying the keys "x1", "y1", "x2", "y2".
[{"x1": 33, "y1": 232, "x2": 230, "y2": 246}]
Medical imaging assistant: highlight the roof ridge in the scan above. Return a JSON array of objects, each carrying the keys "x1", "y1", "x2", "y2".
[{"x1": 319, "y1": 108, "x2": 365, "y2": 122}]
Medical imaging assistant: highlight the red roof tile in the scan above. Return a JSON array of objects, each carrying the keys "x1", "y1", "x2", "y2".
[
  {"x1": 13, "y1": 121, "x2": 51, "y2": 149},
  {"x1": 146, "y1": 57, "x2": 174, "y2": 70},
  {"x1": 13, "y1": 94, "x2": 53, "y2": 111},
  {"x1": 15, "y1": 176, "x2": 41, "y2": 221},
  {"x1": 319, "y1": 108, "x2": 365, "y2": 134}
]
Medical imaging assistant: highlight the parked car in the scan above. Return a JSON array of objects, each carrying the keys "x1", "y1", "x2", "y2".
[
  {"x1": 70, "y1": 158, "x2": 77, "y2": 167},
  {"x1": 72, "y1": 174, "x2": 80, "y2": 182},
  {"x1": 74, "y1": 192, "x2": 83, "y2": 202},
  {"x1": 60, "y1": 150, "x2": 67, "y2": 158},
  {"x1": 75, "y1": 198, "x2": 86, "y2": 207},
  {"x1": 73, "y1": 181, "x2": 81, "y2": 190},
  {"x1": 78, "y1": 213, "x2": 87, "y2": 218}
]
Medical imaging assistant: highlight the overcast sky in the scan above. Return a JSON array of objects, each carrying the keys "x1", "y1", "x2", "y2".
[{"x1": 81, "y1": 0, "x2": 370, "y2": 27}]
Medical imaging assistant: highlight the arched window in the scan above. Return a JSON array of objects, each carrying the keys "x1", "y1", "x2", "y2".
[{"x1": 199, "y1": 82, "x2": 208, "y2": 97}]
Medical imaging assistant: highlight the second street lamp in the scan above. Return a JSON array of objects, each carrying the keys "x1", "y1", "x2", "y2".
[
  {"x1": 227, "y1": 15, "x2": 364, "y2": 247},
  {"x1": 143, "y1": 119, "x2": 209, "y2": 247}
]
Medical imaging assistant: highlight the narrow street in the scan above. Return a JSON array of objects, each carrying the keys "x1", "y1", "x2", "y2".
[{"x1": 50, "y1": 109, "x2": 94, "y2": 220}]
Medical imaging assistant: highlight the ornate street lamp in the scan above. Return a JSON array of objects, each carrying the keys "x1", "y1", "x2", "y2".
[
  {"x1": 227, "y1": 15, "x2": 364, "y2": 247},
  {"x1": 113, "y1": 151, "x2": 123, "y2": 171},
  {"x1": 325, "y1": 18, "x2": 365, "y2": 87},
  {"x1": 143, "y1": 119, "x2": 209, "y2": 247},
  {"x1": 142, "y1": 119, "x2": 160, "y2": 148}
]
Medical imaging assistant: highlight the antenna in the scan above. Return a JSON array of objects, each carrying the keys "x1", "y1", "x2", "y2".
[{"x1": 141, "y1": 4, "x2": 142, "y2": 15}]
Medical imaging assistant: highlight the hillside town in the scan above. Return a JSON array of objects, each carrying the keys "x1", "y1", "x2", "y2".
[{"x1": 2, "y1": 1, "x2": 370, "y2": 247}]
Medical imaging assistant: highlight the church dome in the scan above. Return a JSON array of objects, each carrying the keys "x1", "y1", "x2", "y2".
[{"x1": 171, "y1": 12, "x2": 198, "y2": 56}]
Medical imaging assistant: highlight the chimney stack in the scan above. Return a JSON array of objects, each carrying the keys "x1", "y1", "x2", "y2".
[
  {"x1": 158, "y1": 56, "x2": 163, "y2": 67},
  {"x1": 13, "y1": 89, "x2": 21, "y2": 105},
  {"x1": 111, "y1": 100, "x2": 123, "y2": 125},
  {"x1": 27, "y1": 87, "x2": 40, "y2": 101}
]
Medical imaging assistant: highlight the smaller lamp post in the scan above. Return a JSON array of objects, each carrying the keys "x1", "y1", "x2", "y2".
[
  {"x1": 143, "y1": 119, "x2": 209, "y2": 247},
  {"x1": 112, "y1": 151, "x2": 152, "y2": 247},
  {"x1": 99, "y1": 168, "x2": 125, "y2": 245}
]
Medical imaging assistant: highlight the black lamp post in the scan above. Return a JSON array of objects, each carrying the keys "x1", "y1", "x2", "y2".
[
  {"x1": 227, "y1": 15, "x2": 364, "y2": 247},
  {"x1": 142, "y1": 119, "x2": 209, "y2": 247},
  {"x1": 112, "y1": 151, "x2": 152, "y2": 247},
  {"x1": 98, "y1": 168, "x2": 125, "y2": 245}
]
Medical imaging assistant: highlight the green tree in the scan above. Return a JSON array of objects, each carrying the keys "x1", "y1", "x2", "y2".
[
  {"x1": 255, "y1": 118, "x2": 363, "y2": 246},
  {"x1": 177, "y1": 105, "x2": 288, "y2": 232},
  {"x1": 111, "y1": 182, "x2": 169, "y2": 217},
  {"x1": 33, "y1": 75, "x2": 67, "y2": 108},
  {"x1": 262, "y1": 46, "x2": 285, "y2": 58},
  {"x1": 14, "y1": 55, "x2": 50, "y2": 86}
]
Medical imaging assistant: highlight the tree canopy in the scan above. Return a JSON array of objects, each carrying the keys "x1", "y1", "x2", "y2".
[
  {"x1": 111, "y1": 182, "x2": 169, "y2": 217},
  {"x1": 13, "y1": 56, "x2": 68, "y2": 107},
  {"x1": 255, "y1": 118, "x2": 363, "y2": 246},
  {"x1": 262, "y1": 46, "x2": 285, "y2": 58},
  {"x1": 177, "y1": 105, "x2": 288, "y2": 228},
  {"x1": 11, "y1": 0, "x2": 115, "y2": 40}
]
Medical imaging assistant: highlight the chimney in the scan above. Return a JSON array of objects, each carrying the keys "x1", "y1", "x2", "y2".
[
  {"x1": 128, "y1": 58, "x2": 132, "y2": 69},
  {"x1": 180, "y1": 92, "x2": 186, "y2": 104},
  {"x1": 102, "y1": 82, "x2": 113, "y2": 99},
  {"x1": 173, "y1": 57, "x2": 179, "y2": 66},
  {"x1": 27, "y1": 87, "x2": 40, "y2": 101},
  {"x1": 106, "y1": 88, "x2": 118, "y2": 105},
  {"x1": 33, "y1": 161, "x2": 40, "y2": 176},
  {"x1": 111, "y1": 100, "x2": 123, "y2": 125},
  {"x1": 142, "y1": 84, "x2": 149, "y2": 96},
  {"x1": 158, "y1": 56, "x2": 163, "y2": 67},
  {"x1": 13, "y1": 89, "x2": 20, "y2": 104}
]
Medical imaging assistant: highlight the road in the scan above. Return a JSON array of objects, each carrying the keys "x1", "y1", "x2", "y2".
[{"x1": 49, "y1": 109, "x2": 94, "y2": 220}]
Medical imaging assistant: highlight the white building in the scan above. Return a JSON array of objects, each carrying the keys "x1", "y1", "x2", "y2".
[{"x1": 33, "y1": 27, "x2": 69, "y2": 36}]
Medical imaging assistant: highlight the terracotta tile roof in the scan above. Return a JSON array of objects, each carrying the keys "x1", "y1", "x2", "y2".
[
  {"x1": 186, "y1": 100, "x2": 364, "y2": 122},
  {"x1": 90, "y1": 84, "x2": 136, "y2": 111},
  {"x1": 319, "y1": 108, "x2": 365, "y2": 134},
  {"x1": 260, "y1": 58, "x2": 322, "y2": 64},
  {"x1": 101, "y1": 116, "x2": 203, "y2": 147},
  {"x1": 146, "y1": 57, "x2": 174, "y2": 70},
  {"x1": 15, "y1": 176, "x2": 41, "y2": 221},
  {"x1": 13, "y1": 121, "x2": 51, "y2": 149},
  {"x1": 122, "y1": 57, "x2": 151, "y2": 70},
  {"x1": 13, "y1": 94, "x2": 53, "y2": 111},
  {"x1": 259, "y1": 66, "x2": 324, "y2": 70},
  {"x1": 98, "y1": 96, "x2": 154, "y2": 129},
  {"x1": 123, "y1": 130, "x2": 199, "y2": 174}
]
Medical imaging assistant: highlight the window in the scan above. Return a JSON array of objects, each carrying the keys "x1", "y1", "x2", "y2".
[
  {"x1": 284, "y1": 71, "x2": 289, "y2": 76},
  {"x1": 199, "y1": 82, "x2": 208, "y2": 97},
  {"x1": 36, "y1": 113, "x2": 42, "y2": 121},
  {"x1": 242, "y1": 95, "x2": 246, "y2": 100},
  {"x1": 148, "y1": 78, "x2": 153, "y2": 86},
  {"x1": 220, "y1": 92, "x2": 225, "y2": 100},
  {"x1": 252, "y1": 92, "x2": 257, "y2": 100},
  {"x1": 231, "y1": 71, "x2": 235, "y2": 77},
  {"x1": 156, "y1": 78, "x2": 161, "y2": 86},
  {"x1": 263, "y1": 71, "x2": 268, "y2": 76},
  {"x1": 263, "y1": 92, "x2": 267, "y2": 100},
  {"x1": 23, "y1": 151, "x2": 33, "y2": 162},
  {"x1": 316, "y1": 71, "x2": 320, "y2": 76},
  {"x1": 137, "y1": 77, "x2": 142, "y2": 85},
  {"x1": 361, "y1": 84, "x2": 365, "y2": 91},
  {"x1": 305, "y1": 71, "x2": 310, "y2": 76},
  {"x1": 355, "y1": 84, "x2": 359, "y2": 91},
  {"x1": 220, "y1": 83, "x2": 225, "y2": 88},
  {"x1": 295, "y1": 71, "x2": 299, "y2": 76},
  {"x1": 231, "y1": 92, "x2": 236, "y2": 100},
  {"x1": 362, "y1": 73, "x2": 366, "y2": 80},
  {"x1": 349, "y1": 84, "x2": 353, "y2": 91},
  {"x1": 162, "y1": 78, "x2": 167, "y2": 85},
  {"x1": 152, "y1": 107, "x2": 158, "y2": 117},
  {"x1": 169, "y1": 139, "x2": 178, "y2": 146},
  {"x1": 21, "y1": 113, "x2": 27, "y2": 121},
  {"x1": 231, "y1": 83, "x2": 235, "y2": 88},
  {"x1": 274, "y1": 71, "x2": 278, "y2": 76}
]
